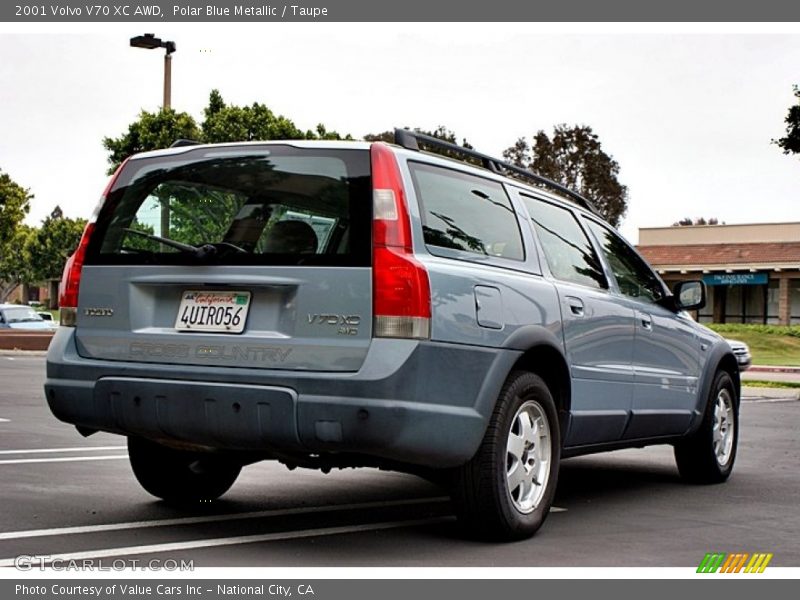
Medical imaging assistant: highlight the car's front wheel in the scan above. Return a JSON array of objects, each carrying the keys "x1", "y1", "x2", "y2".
[
  {"x1": 674, "y1": 370, "x2": 739, "y2": 483},
  {"x1": 452, "y1": 371, "x2": 561, "y2": 541},
  {"x1": 128, "y1": 436, "x2": 241, "y2": 504}
]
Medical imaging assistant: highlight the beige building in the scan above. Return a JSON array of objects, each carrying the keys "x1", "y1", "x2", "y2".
[{"x1": 637, "y1": 222, "x2": 800, "y2": 325}]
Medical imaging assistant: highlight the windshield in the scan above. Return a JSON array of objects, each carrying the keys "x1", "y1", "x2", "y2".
[
  {"x1": 2, "y1": 307, "x2": 44, "y2": 323},
  {"x1": 87, "y1": 145, "x2": 371, "y2": 267}
]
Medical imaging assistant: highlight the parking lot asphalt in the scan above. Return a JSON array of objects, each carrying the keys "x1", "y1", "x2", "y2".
[{"x1": 1, "y1": 354, "x2": 798, "y2": 568}]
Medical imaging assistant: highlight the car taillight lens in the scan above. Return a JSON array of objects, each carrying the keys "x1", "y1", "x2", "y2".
[
  {"x1": 58, "y1": 160, "x2": 127, "y2": 327},
  {"x1": 370, "y1": 143, "x2": 431, "y2": 339},
  {"x1": 58, "y1": 223, "x2": 94, "y2": 326}
]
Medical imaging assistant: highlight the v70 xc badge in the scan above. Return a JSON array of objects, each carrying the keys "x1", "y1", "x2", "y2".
[{"x1": 307, "y1": 314, "x2": 361, "y2": 336}]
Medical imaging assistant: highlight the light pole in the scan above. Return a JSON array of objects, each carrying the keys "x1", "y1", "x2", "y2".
[
  {"x1": 129, "y1": 33, "x2": 176, "y2": 110},
  {"x1": 130, "y1": 33, "x2": 177, "y2": 238}
]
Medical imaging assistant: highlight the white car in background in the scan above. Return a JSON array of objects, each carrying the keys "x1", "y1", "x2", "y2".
[
  {"x1": 726, "y1": 339, "x2": 752, "y2": 371},
  {"x1": 0, "y1": 304, "x2": 56, "y2": 330}
]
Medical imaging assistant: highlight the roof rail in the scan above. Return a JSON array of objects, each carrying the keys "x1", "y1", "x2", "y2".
[
  {"x1": 392, "y1": 128, "x2": 601, "y2": 216},
  {"x1": 170, "y1": 139, "x2": 202, "y2": 148}
]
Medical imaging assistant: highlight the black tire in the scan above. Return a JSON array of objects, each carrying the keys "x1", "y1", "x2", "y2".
[
  {"x1": 128, "y1": 436, "x2": 241, "y2": 504},
  {"x1": 452, "y1": 371, "x2": 561, "y2": 541},
  {"x1": 674, "y1": 370, "x2": 738, "y2": 484}
]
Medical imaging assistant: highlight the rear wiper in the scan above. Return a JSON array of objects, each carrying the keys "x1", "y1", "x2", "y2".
[
  {"x1": 122, "y1": 229, "x2": 249, "y2": 260},
  {"x1": 123, "y1": 229, "x2": 198, "y2": 253}
]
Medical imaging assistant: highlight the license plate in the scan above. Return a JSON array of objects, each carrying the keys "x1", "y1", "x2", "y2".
[{"x1": 175, "y1": 291, "x2": 251, "y2": 333}]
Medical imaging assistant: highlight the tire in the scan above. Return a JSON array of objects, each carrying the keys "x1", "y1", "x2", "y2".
[
  {"x1": 128, "y1": 436, "x2": 241, "y2": 504},
  {"x1": 674, "y1": 371, "x2": 738, "y2": 484},
  {"x1": 452, "y1": 371, "x2": 561, "y2": 541}
]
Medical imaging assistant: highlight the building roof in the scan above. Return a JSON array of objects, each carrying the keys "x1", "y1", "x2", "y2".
[{"x1": 637, "y1": 242, "x2": 800, "y2": 272}]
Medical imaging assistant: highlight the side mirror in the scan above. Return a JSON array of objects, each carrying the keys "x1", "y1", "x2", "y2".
[{"x1": 672, "y1": 280, "x2": 706, "y2": 311}]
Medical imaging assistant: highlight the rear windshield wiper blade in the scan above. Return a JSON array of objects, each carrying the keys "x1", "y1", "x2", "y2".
[{"x1": 122, "y1": 228, "x2": 199, "y2": 253}]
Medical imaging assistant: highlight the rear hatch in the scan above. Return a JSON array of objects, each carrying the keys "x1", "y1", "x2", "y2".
[{"x1": 76, "y1": 143, "x2": 373, "y2": 372}]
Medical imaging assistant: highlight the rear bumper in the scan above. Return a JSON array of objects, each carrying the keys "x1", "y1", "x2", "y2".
[{"x1": 45, "y1": 328, "x2": 519, "y2": 468}]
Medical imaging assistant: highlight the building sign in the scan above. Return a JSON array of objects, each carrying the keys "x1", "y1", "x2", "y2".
[{"x1": 702, "y1": 273, "x2": 768, "y2": 286}]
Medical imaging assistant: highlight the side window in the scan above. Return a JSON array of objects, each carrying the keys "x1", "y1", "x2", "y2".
[
  {"x1": 522, "y1": 196, "x2": 607, "y2": 289},
  {"x1": 585, "y1": 220, "x2": 665, "y2": 303},
  {"x1": 408, "y1": 162, "x2": 525, "y2": 261}
]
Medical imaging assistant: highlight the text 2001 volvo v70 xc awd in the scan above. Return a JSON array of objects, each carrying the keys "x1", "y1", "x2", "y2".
[{"x1": 45, "y1": 130, "x2": 740, "y2": 541}]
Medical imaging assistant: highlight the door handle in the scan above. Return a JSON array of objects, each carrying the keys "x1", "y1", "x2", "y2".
[
  {"x1": 639, "y1": 313, "x2": 653, "y2": 331},
  {"x1": 565, "y1": 296, "x2": 584, "y2": 317}
]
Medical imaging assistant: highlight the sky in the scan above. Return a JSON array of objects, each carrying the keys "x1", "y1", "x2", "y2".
[{"x1": 1, "y1": 24, "x2": 799, "y2": 243}]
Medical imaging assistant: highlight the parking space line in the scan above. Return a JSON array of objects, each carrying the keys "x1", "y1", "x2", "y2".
[
  {"x1": 0, "y1": 455, "x2": 128, "y2": 466},
  {"x1": 0, "y1": 517, "x2": 454, "y2": 566},
  {"x1": 0, "y1": 418, "x2": 9, "y2": 423},
  {"x1": 0, "y1": 497, "x2": 451, "y2": 541},
  {"x1": 0, "y1": 446, "x2": 126, "y2": 455}
]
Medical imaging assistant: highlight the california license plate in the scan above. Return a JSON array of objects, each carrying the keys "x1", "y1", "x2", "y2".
[{"x1": 175, "y1": 291, "x2": 251, "y2": 333}]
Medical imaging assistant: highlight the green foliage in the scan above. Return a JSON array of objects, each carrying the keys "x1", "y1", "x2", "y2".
[
  {"x1": 0, "y1": 168, "x2": 32, "y2": 248},
  {"x1": 707, "y1": 323, "x2": 800, "y2": 338},
  {"x1": 706, "y1": 324, "x2": 800, "y2": 367},
  {"x1": 0, "y1": 224, "x2": 34, "y2": 302},
  {"x1": 27, "y1": 206, "x2": 87, "y2": 282},
  {"x1": 103, "y1": 109, "x2": 202, "y2": 174},
  {"x1": 742, "y1": 380, "x2": 800, "y2": 390},
  {"x1": 503, "y1": 125, "x2": 628, "y2": 227},
  {"x1": 104, "y1": 90, "x2": 351, "y2": 175},
  {"x1": 0, "y1": 169, "x2": 34, "y2": 301},
  {"x1": 773, "y1": 85, "x2": 800, "y2": 155}
]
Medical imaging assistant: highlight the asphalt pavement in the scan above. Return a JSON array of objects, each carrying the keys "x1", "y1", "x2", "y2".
[{"x1": 1, "y1": 354, "x2": 799, "y2": 568}]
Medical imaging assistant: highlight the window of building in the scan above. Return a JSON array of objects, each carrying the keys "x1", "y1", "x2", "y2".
[
  {"x1": 767, "y1": 280, "x2": 781, "y2": 324},
  {"x1": 792, "y1": 279, "x2": 800, "y2": 325}
]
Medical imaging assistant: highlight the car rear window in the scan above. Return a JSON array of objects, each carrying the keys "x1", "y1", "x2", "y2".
[{"x1": 87, "y1": 145, "x2": 371, "y2": 267}]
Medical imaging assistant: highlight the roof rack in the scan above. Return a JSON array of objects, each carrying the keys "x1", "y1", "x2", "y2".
[
  {"x1": 393, "y1": 128, "x2": 601, "y2": 216},
  {"x1": 170, "y1": 139, "x2": 202, "y2": 148}
]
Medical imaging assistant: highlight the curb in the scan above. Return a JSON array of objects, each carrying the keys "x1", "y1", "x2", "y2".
[{"x1": 0, "y1": 331, "x2": 54, "y2": 352}]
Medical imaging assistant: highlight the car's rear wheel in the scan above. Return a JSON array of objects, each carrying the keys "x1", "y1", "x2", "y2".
[
  {"x1": 128, "y1": 436, "x2": 241, "y2": 504},
  {"x1": 452, "y1": 371, "x2": 560, "y2": 541},
  {"x1": 674, "y1": 371, "x2": 738, "y2": 484}
]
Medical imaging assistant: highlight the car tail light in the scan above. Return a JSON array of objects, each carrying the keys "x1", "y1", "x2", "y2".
[
  {"x1": 58, "y1": 160, "x2": 127, "y2": 326},
  {"x1": 370, "y1": 143, "x2": 431, "y2": 339}
]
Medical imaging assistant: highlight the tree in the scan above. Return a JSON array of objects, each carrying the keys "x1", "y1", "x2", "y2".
[
  {"x1": 104, "y1": 90, "x2": 351, "y2": 174},
  {"x1": 103, "y1": 109, "x2": 201, "y2": 174},
  {"x1": 672, "y1": 217, "x2": 722, "y2": 226},
  {"x1": 503, "y1": 125, "x2": 628, "y2": 227},
  {"x1": 27, "y1": 206, "x2": 87, "y2": 282},
  {"x1": 0, "y1": 168, "x2": 32, "y2": 248},
  {"x1": 0, "y1": 169, "x2": 33, "y2": 301},
  {"x1": 0, "y1": 225, "x2": 34, "y2": 302},
  {"x1": 773, "y1": 85, "x2": 800, "y2": 156}
]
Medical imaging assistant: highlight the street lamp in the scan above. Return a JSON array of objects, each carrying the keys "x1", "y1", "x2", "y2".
[
  {"x1": 130, "y1": 33, "x2": 177, "y2": 239},
  {"x1": 130, "y1": 33, "x2": 176, "y2": 110}
]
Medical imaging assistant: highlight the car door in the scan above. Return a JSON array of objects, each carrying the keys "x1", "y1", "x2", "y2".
[
  {"x1": 583, "y1": 219, "x2": 703, "y2": 438},
  {"x1": 519, "y1": 195, "x2": 635, "y2": 447}
]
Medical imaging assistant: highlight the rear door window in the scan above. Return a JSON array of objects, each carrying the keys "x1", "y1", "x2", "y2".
[
  {"x1": 408, "y1": 162, "x2": 525, "y2": 261},
  {"x1": 88, "y1": 146, "x2": 371, "y2": 266}
]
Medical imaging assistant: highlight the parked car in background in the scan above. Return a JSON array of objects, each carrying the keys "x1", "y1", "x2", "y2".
[
  {"x1": 726, "y1": 339, "x2": 752, "y2": 371},
  {"x1": 0, "y1": 304, "x2": 55, "y2": 330}
]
